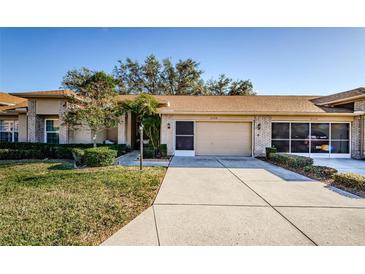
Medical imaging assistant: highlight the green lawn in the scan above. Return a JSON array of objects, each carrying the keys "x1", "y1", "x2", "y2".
[{"x1": 0, "y1": 160, "x2": 166, "y2": 246}]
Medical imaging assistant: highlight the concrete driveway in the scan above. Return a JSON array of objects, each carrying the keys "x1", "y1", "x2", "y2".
[
  {"x1": 102, "y1": 157, "x2": 365, "y2": 246},
  {"x1": 313, "y1": 158, "x2": 365, "y2": 176}
]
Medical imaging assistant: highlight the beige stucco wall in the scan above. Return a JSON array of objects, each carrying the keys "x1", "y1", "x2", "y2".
[
  {"x1": 68, "y1": 126, "x2": 108, "y2": 144},
  {"x1": 36, "y1": 99, "x2": 61, "y2": 115},
  {"x1": 107, "y1": 127, "x2": 118, "y2": 142},
  {"x1": 18, "y1": 114, "x2": 27, "y2": 142},
  {"x1": 161, "y1": 113, "x2": 357, "y2": 157}
]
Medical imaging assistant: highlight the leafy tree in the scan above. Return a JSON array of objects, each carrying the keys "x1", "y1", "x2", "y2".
[
  {"x1": 121, "y1": 94, "x2": 161, "y2": 151},
  {"x1": 205, "y1": 74, "x2": 232, "y2": 95},
  {"x1": 228, "y1": 79, "x2": 255, "y2": 95},
  {"x1": 113, "y1": 55, "x2": 255, "y2": 96},
  {"x1": 62, "y1": 69, "x2": 121, "y2": 147}
]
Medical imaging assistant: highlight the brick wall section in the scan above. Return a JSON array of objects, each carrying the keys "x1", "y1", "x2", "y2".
[
  {"x1": 58, "y1": 100, "x2": 68, "y2": 144},
  {"x1": 354, "y1": 100, "x2": 365, "y2": 158},
  {"x1": 27, "y1": 99, "x2": 37, "y2": 142},
  {"x1": 254, "y1": 115, "x2": 272, "y2": 157}
]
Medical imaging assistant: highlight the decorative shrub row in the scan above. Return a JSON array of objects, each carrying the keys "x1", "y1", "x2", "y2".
[
  {"x1": 265, "y1": 147, "x2": 277, "y2": 159},
  {"x1": 0, "y1": 142, "x2": 128, "y2": 160},
  {"x1": 0, "y1": 149, "x2": 44, "y2": 160},
  {"x1": 332, "y1": 173, "x2": 365, "y2": 191},
  {"x1": 269, "y1": 153, "x2": 313, "y2": 169},
  {"x1": 142, "y1": 144, "x2": 168, "y2": 159},
  {"x1": 303, "y1": 165, "x2": 337, "y2": 179},
  {"x1": 83, "y1": 147, "x2": 117, "y2": 167}
]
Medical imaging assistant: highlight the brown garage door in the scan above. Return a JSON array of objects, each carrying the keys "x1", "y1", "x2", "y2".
[{"x1": 196, "y1": 122, "x2": 252, "y2": 156}]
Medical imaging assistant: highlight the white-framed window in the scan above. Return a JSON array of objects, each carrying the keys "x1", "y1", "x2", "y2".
[
  {"x1": 44, "y1": 119, "x2": 60, "y2": 144},
  {"x1": 0, "y1": 120, "x2": 18, "y2": 142},
  {"x1": 271, "y1": 122, "x2": 350, "y2": 156}
]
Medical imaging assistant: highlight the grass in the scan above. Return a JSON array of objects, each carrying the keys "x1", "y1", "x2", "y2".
[{"x1": 0, "y1": 160, "x2": 166, "y2": 246}]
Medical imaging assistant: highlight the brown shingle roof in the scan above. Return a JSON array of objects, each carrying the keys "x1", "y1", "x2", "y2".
[
  {"x1": 0, "y1": 101, "x2": 28, "y2": 112},
  {"x1": 119, "y1": 95, "x2": 354, "y2": 115},
  {"x1": 0, "y1": 92, "x2": 27, "y2": 106},
  {"x1": 310, "y1": 87, "x2": 365, "y2": 106},
  {"x1": 9, "y1": 90, "x2": 74, "y2": 98}
]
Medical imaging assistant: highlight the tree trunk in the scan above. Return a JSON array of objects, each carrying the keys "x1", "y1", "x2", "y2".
[{"x1": 92, "y1": 131, "x2": 97, "y2": 147}]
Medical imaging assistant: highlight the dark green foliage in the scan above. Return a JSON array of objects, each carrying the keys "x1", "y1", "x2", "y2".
[
  {"x1": 0, "y1": 143, "x2": 127, "y2": 160},
  {"x1": 114, "y1": 55, "x2": 254, "y2": 96},
  {"x1": 332, "y1": 173, "x2": 365, "y2": 190},
  {"x1": 265, "y1": 147, "x2": 277, "y2": 159},
  {"x1": 0, "y1": 149, "x2": 43, "y2": 160},
  {"x1": 143, "y1": 147, "x2": 155, "y2": 159},
  {"x1": 303, "y1": 165, "x2": 337, "y2": 179},
  {"x1": 159, "y1": 144, "x2": 167, "y2": 157},
  {"x1": 84, "y1": 147, "x2": 117, "y2": 167},
  {"x1": 269, "y1": 153, "x2": 313, "y2": 169}
]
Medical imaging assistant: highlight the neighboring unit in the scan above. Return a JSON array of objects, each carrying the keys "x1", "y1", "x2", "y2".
[{"x1": 1, "y1": 88, "x2": 364, "y2": 159}]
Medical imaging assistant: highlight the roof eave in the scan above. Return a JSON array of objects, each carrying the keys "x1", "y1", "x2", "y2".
[
  {"x1": 159, "y1": 110, "x2": 361, "y2": 116},
  {"x1": 314, "y1": 94, "x2": 365, "y2": 106}
]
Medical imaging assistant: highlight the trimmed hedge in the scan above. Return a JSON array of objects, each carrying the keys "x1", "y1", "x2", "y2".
[
  {"x1": 269, "y1": 153, "x2": 313, "y2": 169},
  {"x1": 265, "y1": 147, "x2": 277, "y2": 159},
  {"x1": 332, "y1": 172, "x2": 365, "y2": 191},
  {"x1": 143, "y1": 147, "x2": 155, "y2": 159},
  {"x1": 0, "y1": 149, "x2": 44, "y2": 160},
  {"x1": 0, "y1": 142, "x2": 127, "y2": 160},
  {"x1": 159, "y1": 144, "x2": 167, "y2": 158},
  {"x1": 303, "y1": 165, "x2": 337, "y2": 179},
  {"x1": 84, "y1": 147, "x2": 117, "y2": 167}
]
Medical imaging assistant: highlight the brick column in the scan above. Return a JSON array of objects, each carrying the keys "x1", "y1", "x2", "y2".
[
  {"x1": 353, "y1": 100, "x2": 365, "y2": 159},
  {"x1": 27, "y1": 99, "x2": 37, "y2": 142},
  {"x1": 58, "y1": 100, "x2": 68, "y2": 144},
  {"x1": 253, "y1": 116, "x2": 272, "y2": 157}
]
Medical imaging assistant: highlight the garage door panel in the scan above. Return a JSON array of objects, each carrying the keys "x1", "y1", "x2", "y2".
[{"x1": 196, "y1": 122, "x2": 251, "y2": 156}]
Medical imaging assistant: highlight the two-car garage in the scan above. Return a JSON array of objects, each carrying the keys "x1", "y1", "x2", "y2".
[{"x1": 175, "y1": 121, "x2": 252, "y2": 156}]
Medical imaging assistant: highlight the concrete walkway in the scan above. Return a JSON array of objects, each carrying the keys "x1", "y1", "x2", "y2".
[
  {"x1": 116, "y1": 150, "x2": 170, "y2": 167},
  {"x1": 314, "y1": 158, "x2": 365, "y2": 176},
  {"x1": 102, "y1": 156, "x2": 365, "y2": 246}
]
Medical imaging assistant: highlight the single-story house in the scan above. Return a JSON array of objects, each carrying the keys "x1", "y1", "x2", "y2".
[{"x1": 0, "y1": 88, "x2": 364, "y2": 159}]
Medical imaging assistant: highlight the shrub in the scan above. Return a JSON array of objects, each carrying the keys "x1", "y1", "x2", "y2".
[
  {"x1": 0, "y1": 149, "x2": 44, "y2": 160},
  {"x1": 159, "y1": 144, "x2": 167, "y2": 158},
  {"x1": 332, "y1": 172, "x2": 365, "y2": 191},
  {"x1": 269, "y1": 153, "x2": 313, "y2": 169},
  {"x1": 143, "y1": 147, "x2": 155, "y2": 159},
  {"x1": 84, "y1": 147, "x2": 117, "y2": 167},
  {"x1": 303, "y1": 165, "x2": 337, "y2": 179},
  {"x1": 265, "y1": 147, "x2": 277, "y2": 159},
  {"x1": 72, "y1": 148, "x2": 85, "y2": 166},
  {"x1": 0, "y1": 143, "x2": 127, "y2": 159}
]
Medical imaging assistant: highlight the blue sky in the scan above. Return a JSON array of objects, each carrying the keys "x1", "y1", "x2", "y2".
[{"x1": 0, "y1": 28, "x2": 364, "y2": 95}]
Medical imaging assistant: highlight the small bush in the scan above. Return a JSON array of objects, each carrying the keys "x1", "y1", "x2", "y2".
[
  {"x1": 72, "y1": 148, "x2": 85, "y2": 166},
  {"x1": 84, "y1": 147, "x2": 117, "y2": 167},
  {"x1": 332, "y1": 172, "x2": 365, "y2": 191},
  {"x1": 143, "y1": 147, "x2": 155, "y2": 159},
  {"x1": 0, "y1": 149, "x2": 44, "y2": 160},
  {"x1": 303, "y1": 165, "x2": 337, "y2": 179},
  {"x1": 265, "y1": 147, "x2": 277, "y2": 159},
  {"x1": 270, "y1": 153, "x2": 313, "y2": 169},
  {"x1": 0, "y1": 143, "x2": 127, "y2": 159},
  {"x1": 159, "y1": 144, "x2": 167, "y2": 157}
]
